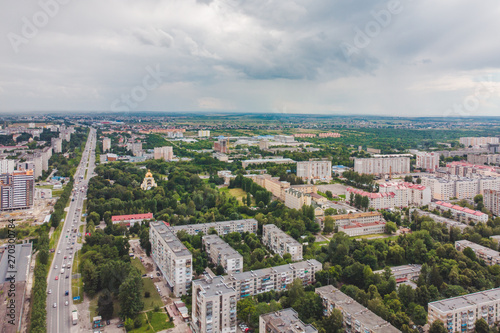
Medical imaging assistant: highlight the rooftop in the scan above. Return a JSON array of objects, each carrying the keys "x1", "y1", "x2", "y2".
[
  {"x1": 0, "y1": 243, "x2": 32, "y2": 283},
  {"x1": 150, "y1": 222, "x2": 192, "y2": 257},
  {"x1": 429, "y1": 287, "x2": 500, "y2": 313},
  {"x1": 260, "y1": 308, "x2": 318, "y2": 333},
  {"x1": 192, "y1": 275, "x2": 236, "y2": 298},
  {"x1": 225, "y1": 259, "x2": 322, "y2": 282}
]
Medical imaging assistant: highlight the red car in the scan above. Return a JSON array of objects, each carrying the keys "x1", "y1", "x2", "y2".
[
  {"x1": 55, "y1": 276, "x2": 59, "y2": 280},
  {"x1": 64, "y1": 256, "x2": 67, "y2": 259}
]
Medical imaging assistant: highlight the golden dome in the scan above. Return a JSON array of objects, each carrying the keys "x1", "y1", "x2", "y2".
[{"x1": 145, "y1": 170, "x2": 153, "y2": 178}]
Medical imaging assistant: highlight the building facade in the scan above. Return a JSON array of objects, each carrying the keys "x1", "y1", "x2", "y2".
[
  {"x1": 203, "y1": 235, "x2": 243, "y2": 274},
  {"x1": 259, "y1": 308, "x2": 317, "y2": 333},
  {"x1": 354, "y1": 155, "x2": 411, "y2": 175},
  {"x1": 416, "y1": 152, "x2": 440, "y2": 171},
  {"x1": 154, "y1": 146, "x2": 174, "y2": 161},
  {"x1": 102, "y1": 137, "x2": 111, "y2": 152},
  {"x1": 296, "y1": 159, "x2": 332, "y2": 182},
  {"x1": 171, "y1": 219, "x2": 258, "y2": 236},
  {"x1": 484, "y1": 189, "x2": 500, "y2": 216},
  {"x1": 429, "y1": 201, "x2": 489, "y2": 224},
  {"x1": 262, "y1": 224, "x2": 303, "y2": 261},
  {"x1": 0, "y1": 159, "x2": 15, "y2": 174},
  {"x1": 0, "y1": 170, "x2": 35, "y2": 210},
  {"x1": 459, "y1": 137, "x2": 499, "y2": 147},
  {"x1": 455, "y1": 240, "x2": 500, "y2": 266},
  {"x1": 111, "y1": 213, "x2": 154, "y2": 227},
  {"x1": 339, "y1": 221, "x2": 386, "y2": 237},
  {"x1": 284, "y1": 188, "x2": 312, "y2": 210}
]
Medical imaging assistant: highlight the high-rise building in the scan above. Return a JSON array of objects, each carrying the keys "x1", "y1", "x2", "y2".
[
  {"x1": 0, "y1": 159, "x2": 15, "y2": 174},
  {"x1": 297, "y1": 159, "x2": 332, "y2": 181},
  {"x1": 203, "y1": 235, "x2": 243, "y2": 274},
  {"x1": 459, "y1": 137, "x2": 499, "y2": 147},
  {"x1": 354, "y1": 155, "x2": 411, "y2": 175},
  {"x1": 149, "y1": 221, "x2": 192, "y2": 296},
  {"x1": 51, "y1": 137, "x2": 63, "y2": 153},
  {"x1": 191, "y1": 275, "x2": 237, "y2": 333},
  {"x1": 262, "y1": 224, "x2": 303, "y2": 261},
  {"x1": 213, "y1": 137, "x2": 229, "y2": 154},
  {"x1": 484, "y1": 189, "x2": 500, "y2": 216},
  {"x1": 102, "y1": 137, "x2": 111, "y2": 152},
  {"x1": 0, "y1": 170, "x2": 35, "y2": 211},
  {"x1": 416, "y1": 152, "x2": 440, "y2": 171},
  {"x1": 154, "y1": 146, "x2": 174, "y2": 161},
  {"x1": 259, "y1": 308, "x2": 318, "y2": 333},
  {"x1": 284, "y1": 188, "x2": 312, "y2": 210}
]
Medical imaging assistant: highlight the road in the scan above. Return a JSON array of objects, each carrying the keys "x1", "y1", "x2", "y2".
[{"x1": 46, "y1": 127, "x2": 97, "y2": 333}]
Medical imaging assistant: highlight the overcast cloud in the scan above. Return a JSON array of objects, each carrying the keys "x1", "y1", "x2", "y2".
[{"x1": 1, "y1": 0, "x2": 500, "y2": 116}]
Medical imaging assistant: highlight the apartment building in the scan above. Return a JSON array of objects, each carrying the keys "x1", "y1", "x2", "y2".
[
  {"x1": 203, "y1": 235, "x2": 243, "y2": 274},
  {"x1": 248, "y1": 174, "x2": 290, "y2": 200},
  {"x1": 459, "y1": 137, "x2": 499, "y2": 147},
  {"x1": 153, "y1": 146, "x2": 174, "y2": 161},
  {"x1": 318, "y1": 132, "x2": 341, "y2": 138},
  {"x1": 171, "y1": 219, "x2": 258, "y2": 236},
  {"x1": 429, "y1": 202, "x2": 488, "y2": 224},
  {"x1": 127, "y1": 142, "x2": 143, "y2": 156},
  {"x1": 241, "y1": 158, "x2": 295, "y2": 168},
  {"x1": 379, "y1": 182, "x2": 431, "y2": 206},
  {"x1": 223, "y1": 260, "x2": 322, "y2": 299},
  {"x1": 213, "y1": 138, "x2": 229, "y2": 154},
  {"x1": 149, "y1": 222, "x2": 192, "y2": 296},
  {"x1": 296, "y1": 159, "x2": 332, "y2": 182},
  {"x1": 354, "y1": 155, "x2": 411, "y2": 175},
  {"x1": 422, "y1": 176, "x2": 500, "y2": 200},
  {"x1": 51, "y1": 137, "x2": 63, "y2": 153},
  {"x1": 428, "y1": 287, "x2": 500, "y2": 333},
  {"x1": 339, "y1": 221, "x2": 386, "y2": 237},
  {"x1": 262, "y1": 224, "x2": 303, "y2": 261},
  {"x1": 0, "y1": 159, "x2": 15, "y2": 174},
  {"x1": 0, "y1": 170, "x2": 35, "y2": 210},
  {"x1": 446, "y1": 161, "x2": 500, "y2": 178},
  {"x1": 102, "y1": 137, "x2": 111, "y2": 152},
  {"x1": 373, "y1": 264, "x2": 422, "y2": 284},
  {"x1": 191, "y1": 275, "x2": 237, "y2": 333},
  {"x1": 198, "y1": 130, "x2": 211, "y2": 137},
  {"x1": 455, "y1": 240, "x2": 500, "y2": 266},
  {"x1": 416, "y1": 152, "x2": 440, "y2": 171},
  {"x1": 284, "y1": 188, "x2": 312, "y2": 210},
  {"x1": 421, "y1": 177, "x2": 456, "y2": 200},
  {"x1": 468, "y1": 154, "x2": 500, "y2": 166},
  {"x1": 316, "y1": 285, "x2": 401, "y2": 333},
  {"x1": 259, "y1": 308, "x2": 318, "y2": 333},
  {"x1": 484, "y1": 189, "x2": 500, "y2": 216},
  {"x1": 347, "y1": 187, "x2": 396, "y2": 210}
]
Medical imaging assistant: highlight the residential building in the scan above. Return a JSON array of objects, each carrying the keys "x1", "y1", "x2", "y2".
[
  {"x1": 259, "y1": 308, "x2": 317, "y2": 333},
  {"x1": 223, "y1": 260, "x2": 322, "y2": 299},
  {"x1": 428, "y1": 287, "x2": 500, "y2": 332},
  {"x1": 140, "y1": 170, "x2": 157, "y2": 190},
  {"x1": 0, "y1": 159, "x2": 15, "y2": 174},
  {"x1": 318, "y1": 132, "x2": 341, "y2": 138},
  {"x1": 297, "y1": 159, "x2": 332, "y2": 182},
  {"x1": 172, "y1": 219, "x2": 258, "y2": 236},
  {"x1": 484, "y1": 189, "x2": 500, "y2": 216},
  {"x1": 51, "y1": 137, "x2": 63, "y2": 153},
  {"x1": 203, "y1": 235, "x2": 243, "y2": 274},
  {"x1": 421, "y1": 177, "x2": 457, "y2": 200},
  {"x1": 191, "y1": 275, "x2": 237, "y2": 333},
  {"x1": 284, "y1": 188, "x2": 311, "y2": 210},
  {"x1": 213, "y1": 152, "x2": 228, "y2": 162},
  {"x1": 154, "y1": 146, "x2": 174, "y2": 161},
  {"x1": 339, "y1": 221, "x2": 386, "y2": 237},
  {"x1": 354, "y1": 155, "x2": 411, "y2": 175},
  {"x1": 467, "y1": 154, "x2": 500, "y2": 166},
  {"x1": 248, "y1": 174, "x2": 290, "y2": 200},
  {"x1": 416, "y1": 152, "x2": 440, "y2": 171},
  {"x1": 127, "y1": 142, "x2": 143, "y2": 156},
  {"x1": 0, "y1": 170, "x2": 35, "y2": 210},
  {"x1": 241, "y1": 158, "x2": 295, "y2": 168},
  {"x1": 274, "y1": 135, "x2": 295, "y2": 143},
  {"x1": 213, "y1": 137, "x2": 229, "y2": 154},
  {"x1": 445, "y1": 161, "x2": 500, "y2": 178},
  {"x1": 373, "y1": 264, "x2": 422, "y2": 284},
  {"x1": 41, "y1": 147, "x2": 52, "y2": 171},
  {"x1": 455, "y1": 240, "x2": 500, "y2": 266},
  {"x1": 331, "y1": 212, "x2": 383, "y2": 227},
  {"x1": 198, "y1": 130, "x2": 211, "y2": 137},
  {"x1": 102, "y1": 137, "x2": 111, "y2": 152},
  {"x1": 316, "y1": 285, "x2": 401, "y2": 333},
  {"x1": 429, "y1": 201, "x2": 488, "y2": 224},
  {"x1": 378, "y1": 182, "x2": 431, "y2": 206},
  {"x1": 111, "y1": 213, "x2": 154, "y2": 227},
  {"x1": 262, "y1": 224, "x2": 303, "y2": 261},
  {"x1": 459, "y1": 137, "x2": 499, "y2": 147},
  {"x1": 149, "y1": 222, "x2": 192, "y2": 296}
]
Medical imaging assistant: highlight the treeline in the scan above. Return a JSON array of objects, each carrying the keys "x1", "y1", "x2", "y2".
[
  {"x1": 229, "y1": 175, "x2": 272, "y2": 206},
  {"x1": 349, "y1": 192, "x2": 370, "y2": 211},
  {"x1": 29, "y1": 230, "x2": 50, "y2": 333},
  {"x1": 342, "y1": 170, "x2": 375, "y2": 191},
  {"x1": 49, "y1": 180, "x2": 74, "y2": 228}
]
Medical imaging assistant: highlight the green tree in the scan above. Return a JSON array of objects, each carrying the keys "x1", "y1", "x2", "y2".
[
  {"x1": 475, "y1": 318, "x2": 489, "y2": 333},
  {"x1": 237, "y1": 297, "x2": 255, "y2": 324},
  {"x1": 119, "y1": 271, "x2": 144, "y2": 318},
  {"x1": 429, "y1": 320, "x2": 447, "y2": 333},
  {"x1": 39, "y1": 249, "x2": 49, "y2": 265},
  {"x1": 322, "y1": 308, "x2": 343, "y2": 333},
  {"x1": 97, "y1": 289, "x2": 114, "y2": 320},
  {"x1": 385, "y1": 222, "x2": 397, "y2": 234},
  {"x1": 463, "y1": 247, "x2": 477, "y2": 261},
  {"x1": 124, "y1": 317, "x2": 134, "y2": 331},
  {"x1": 411, "y1": 305, "x2": 427, "y2": 326},
  {"x1": 323, "y1": 216, "x2": 334, "y2": 233}
]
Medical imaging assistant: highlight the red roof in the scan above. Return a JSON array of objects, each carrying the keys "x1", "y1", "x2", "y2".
[{"x1": 112, "y1": 213, "x2": 153, "y2": 222}]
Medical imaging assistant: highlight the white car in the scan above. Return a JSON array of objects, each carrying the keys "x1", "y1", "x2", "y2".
[
  {"x1": 48, "y1": 289, "x2": 52, "y2": 294},
  {"x1": 57, "y1": 250, "x2": 61, "y2": 254},
  {"x1": 53, "y1": 303, "x2": 57, "y2": 308},
  {"x1": 65, "y1": 301, "x2": 69, "y2": 306},
  {"x1": 55, "y1": 265, "x2": 58, "y2": 269}
]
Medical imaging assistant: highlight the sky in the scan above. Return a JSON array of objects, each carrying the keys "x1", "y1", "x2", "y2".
[{"x1": 1, "y1": 0, "x2": 500, "y2": 117}]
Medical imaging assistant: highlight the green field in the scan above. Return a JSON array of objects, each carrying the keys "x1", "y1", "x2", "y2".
[
  {"x1": 220, "y1": 187, "x2": 251, "y2": 205},
  {"x1": 131, "y1": 258, "x2": 164, "y2": 310},
  {"x1": 129, "y1": 311, "x2": 174, "y2": 333}
]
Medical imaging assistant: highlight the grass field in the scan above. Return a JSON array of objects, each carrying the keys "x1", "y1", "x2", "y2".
[
  {"x1": 131, "y1": 258, "x2": 164, "y2": 311},
  {"x1": 220, "y1": 187, "x2": 251, "y2": 205},
  {"x1": 129, "y1": 311, "x2": 174, "y2": 333}
]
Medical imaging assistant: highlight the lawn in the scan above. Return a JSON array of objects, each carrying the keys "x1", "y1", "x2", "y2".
[
  {"x1": 129, "y1": 311, "x2": 174, "y2": 333},
  {"x1": 131, "y1": 258, "x2": 164, "y2": 310},
  {"x1": 53, "y1": 189, "x2": 64, "y2": 197},
  {"x1": 220, "y1": 187, "x2": 251, "y2": 205},
  {"x1": 71, "y1": 250, "x2": 83, "y2": 304}
]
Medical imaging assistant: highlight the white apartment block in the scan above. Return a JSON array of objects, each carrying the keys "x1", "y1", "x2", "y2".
[
  {"x1": 430, "y1": 201, "x2": 489, "y2": 224},
  {"x1": 41, "y1": 147, "x2": 52, "y2": 171},
  {"x1": 0, "y1": 159, "x2": 15, "y2": 174},
  {"x1": 149, "y1": 222, "x2": 192, "y2": 296},
  {"x1": 127, "y1": 142, "x2": 143, "y2": 156},
  {"x1": 262, "y1": 224, "x2": 303, "y2": 261},
  {"x1": 331, "y1": 211, "x2": 383, "y2": 227},
  {"x1": 354, "y1": 155, "x2": 411, "y2": 175},
  {"x1": 171, "y1": 219, "x2": 258, "y2": 236},
  {"x1": 153, "y1": 146, "x2": 174, "y2": 161},
  {"x1": 339, "y1": 221, "x2": 387, "y2": 237},
  {"x1": 484, "y1": 189, "x2": 500, "y2": 216},
  {"x1": 198, "y1": 130, "x2": 211, "y2": 137},
  {"x1": 192, "y1": 275, "x2": 237, "y2": 333},
  {"x1": 428, "y1": 287, "x2": 500, "y2": 333},
  {"x1": 422, "y1": 176, "x2": 500, "y2": 200},
  {"x1": 259, "y1": 308, "x2": 318, "y2": 333},
  {"x1": 51, "y1": 137, "x2": 63, "y2": 153},
  {"x1": 248, "y1": 174, "x2": 290, "y2": 200},
  {"x1": 460, "y1": 137, "x2": 499, "y2": 147},
  {"x1": 223, "y1": 260, "x2": 322, "y2": 299},
  {"x1": 373, "y1": 264, "x2": 422, "y2": 284},
  {"x1": 284, "y1": 188, "x2": 311, "y2": 210},
  {"x1": 416, "y1": 152, "x2": 440, "y2": 171},
  {"x1": 296, "y1": 159, "x2": 332, "y2": 181},
  {"x1": 379, "y1": 182, "x2": 431, "y2": 206},
  {"x1": 455, "y1": 240, "x2": 500, "y2": 266},
  {"x1": 202, "y1": 235, "x2": 243, "y2": 274},
  {"x1": 316, "y1": 285, "x2": 401, "y2": 333},
  {"x1": 446, "y1": 162, "x2": 500, "y2": 178},
  {"x1": 102, "y1": 137, "x2": 111, "y2": 152}
]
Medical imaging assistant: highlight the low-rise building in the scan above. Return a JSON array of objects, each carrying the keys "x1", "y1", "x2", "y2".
[
  {"x1": 428, "y1": 287, "x2": 500, "y2": 332},
  {"x1": 373, "y1": 264, "x2": 422, "y2": 284},
  {"x1": 262, "y1": 224, "x2": 303, "y2": 261},
  {"x1": 429, "y1": 201, "x2": 489, "y2": 224},
  {"x1": 331, "y1": 212, "x2": 383, "y2": 227},
  {"x1": 259, "y1": 308, "x2": 317, "y2": 333},
  {"x1": 316, "y1": 285, "x2": 401, "y2": 333},
  {"x1": 149, "y1": 222, "x2": 192, "y2": 296},
  {"x1": 203, "y1": 235, "x2": 243, "y2": 274},
  {"x1": 241, "y1": 158, "x2": 295, "y2": 168},
  {"x1": 339, "y1": 221, "x2": 387, "y2": 237},
  {"x1": 455, "y1": 240, "x2": 500, "y2": 266},
  {"x1": 172, "y1": 219, "x2": 258, "y2": 236},
  {"x1": 111, "y1": 213, "x2": 154, "y2": 227}
]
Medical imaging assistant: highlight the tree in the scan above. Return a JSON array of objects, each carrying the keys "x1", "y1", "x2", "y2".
[
  {"x1": 325, "y1": 191, "x2": 333, "y2": 199},
  {"x1": 322, "y1": 308, "x2": 343, "y2": 333},
  {"x1": 463, "y1": 247, "x2": 477, "y2": 261},
  {"x1": 411, "y1": 305, "x2": 427, "y2": 326},
  {"x1": 237, "y1": 297, "x2": 255, "y2": 323},
  {"x1": 119, "y1": 271, "x2": 144, "y2": 318},
  {"x1": 97, "y1": 289, "x2": 114, "y2": 320},
  {"x1": 386, "y1": 222, "x2": 397, "y2": 234},
  {"x1": 475, "y1": 318, "x2": 489, "y2": 333},
  {"x1": 429, "y1": 320, "x2": 447, "y2": 333},
  {"x1": 247, "y1": 193, "x2": 252, "y2": 206},
  {"x1": 124, "y1": 317, "x2": 134, "y2": 331},
  {"x1": 39, "y1": 249, "x2": 49, "y2": 265},
  {"x1": 323, "y1": 216, "x2": 334, "y2": 233}
]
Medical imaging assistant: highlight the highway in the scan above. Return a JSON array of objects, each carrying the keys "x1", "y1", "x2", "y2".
[{"x1": 46, "y1": 127, "x2": 96, "y2": 333}]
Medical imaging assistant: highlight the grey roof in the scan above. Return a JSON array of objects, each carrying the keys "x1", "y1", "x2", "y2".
[
  {"x1": 0, "y1": 243, "x2": 33, "y2": 283},
  {"x1": 225, "y1": 260, "x2": 321, "y2": 282},
  {"x1": 260, "y1": 308, "x2": 318, "y2": 333},
  {"x1": 150, "y1": 222, "x2": 192, "y2": 257},
  {"x1": 203, "y1": 235, "x2": 242, "y2": 260},
  {"x1": 373, "y1": 264, "x2": 422, "y2": 276},
  {"x1": 429, "y1": 287, "x2": 500, "y2": 313},
  {"x1": 263, "y1": 224, "x2": 301, "y2": 247},
  {"x1": 192, "y1": 275, "x2": 236, "y2": 298}
]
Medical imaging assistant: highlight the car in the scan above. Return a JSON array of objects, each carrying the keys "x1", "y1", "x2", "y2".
[
  {"x1": 67, "y1": 263, "x2": 71, "y2": 268},
  {"x1": 106, "y1": 320, "x2": 110, "y2": 325},
  {"x1": 69, "y1": 255, "x2": 72, "y2": 259},
  {"x1": 55, "y1": 276, "x2": 59, "y2": 280},
  {"x1": 66, "y1": 275, "x2": 69, "y2": 279},
  {"x1": 57, "y1": 250, "x2": 61, "y2": 254},
  {"x1": 65, "y1": 290, "x2": 69, "y2": 296},
  {"x1": 117, "y1": 324, "x2": 124, "y2": 328},
  {"x1": 55, "y1": 265, "x2": 58, "y2": 269},
  {"x1": 48, "y1": 289, "x2": 52, "y2": 294},
  {"x1": 64, "y1": 256, "x2": 67, "y2": 259},
  {"x1": 65, "y1": 301, "x2": 69, "y2": 306},
  {"x1": 53, "y1": 303, "x2": 57, "y2": 308}
]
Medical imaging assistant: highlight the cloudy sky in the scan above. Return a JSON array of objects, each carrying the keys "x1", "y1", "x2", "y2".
[{"x1": 1, "y1": 0, "x2": 500, "y2": 116}]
